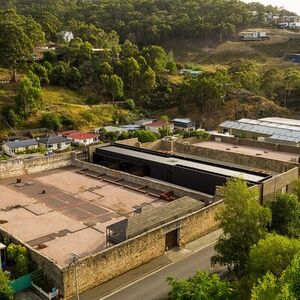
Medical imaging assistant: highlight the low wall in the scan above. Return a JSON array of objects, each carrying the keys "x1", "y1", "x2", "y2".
[
  {"x1": 0, "y1": 152, "x2": 73, "y2": 179},
  {"x1": 174, "y1": 141, "x2": 298, "y2": 173},
  {"x1": 73, "y1": 159, "x2": 213, "y2": 203},
  {"x1": 62, "y1": 200, "x2": 223, "y2": 298}
]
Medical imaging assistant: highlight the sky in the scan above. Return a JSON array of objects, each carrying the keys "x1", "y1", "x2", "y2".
[{"x1": 243, "y1": 0, "x2": 300, "y2": 15}]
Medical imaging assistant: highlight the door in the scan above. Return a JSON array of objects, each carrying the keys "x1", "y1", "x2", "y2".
[{"x1": 165, "y1": 229, "x2": 178, "y2": 251}]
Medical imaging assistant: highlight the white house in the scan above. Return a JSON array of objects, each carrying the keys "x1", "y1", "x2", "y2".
[
  {"x1": 240, "y1": 32, "x2": 270, "y2": 41},
  {"x1": 59, "y1": 31, "x2": 74, "y2": 43},
  {"x1": 67, "y1": 132, "x2": 98, "y2": 146},
  {"x1": 38, "y1": 135, "x2": 71, "y2": 151},
  {"x1": 172, "y1": 118, "x2": 196, "y2": 131},
  {"x1": 145, "y1": 120, "x2": 174, "y2": 134},
  {"x1": 2, "y1": 139, "x2": 39, "y2": 156}
]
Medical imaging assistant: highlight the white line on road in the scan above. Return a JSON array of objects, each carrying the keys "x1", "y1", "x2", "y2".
[{"x1": 99, "y1": 240, "x2": 217, "y2": 300}]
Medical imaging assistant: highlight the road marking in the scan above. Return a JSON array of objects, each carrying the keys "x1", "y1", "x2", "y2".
[{"x1": 99, "y1": 240, "x2": 217, "y2": 300}]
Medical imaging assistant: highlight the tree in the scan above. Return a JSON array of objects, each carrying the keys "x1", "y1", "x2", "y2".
[
  {"x1": 282, "y1": 68, "x2": 300, "y2": 106},
  {"x1": 66, "y1": 67, "x2": 82, "y2": 90},
  {"x1": 7, "y1": 243, "x2": 29, "y2": 277},
  {"x1": 0, "y1": 21, "x2": 32, "y2": 82},
  {"x1": 123, "y1": 57, "x2": 141, "y2": 91},
  {"x1": 121, "y1": 40, "x2": 139, "y2": 58},
  {"x1": 141, "y1": 67, "x2": 156, "y2": 92},
  {"x1": 167, "y1": 271, "x2": 235, "y2": 300},
  {"x1": 133, "y1": 130, "x2": 158, "y2": 143},
  {"x1": 228, "y1": 59, "x2": 260, "y2": 92},
  {"x1": 0, "y1": 271, "x2": 14, "y2": 300},
  {"x1": 281, "y1": 252, "x2": 300, "y2": 298},
  {"x1": 268, "y1": 193, "x2": 300, "y2": 238},
  {"x1": 41, "y1": 113, "x2": 62, "y2": 131},
  {"x1": 31, "y1": 62, "x2": 49, "y2": 85},
  {"x1": 248, "y1": 234, "x2": 300, "y2": 282},
  {"x1": 108, "y1": 74, "x2": 124, "y2": 101},
  {"x1": 251, "y1": 272, "x2": 294, "y2": 300},
  {"x1": 50, "y1": 63, "x2": 67, "y2": 86},
  {"x1": 15, "y1": 72, "x2": 42, "y2": 118},
  {"x1": 143, "y1": 45, "x2": 167, "y2": 72},
  {"x1": 212, "y1": 178, "x2": 271, "y2": 274},
  {"x1": 261, "y1": 68, "x2": 282, "y2": 99}
]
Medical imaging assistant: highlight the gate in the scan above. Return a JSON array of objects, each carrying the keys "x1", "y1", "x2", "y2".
[{"x1": 10, "y1": 269, "x2": 43, "y2": 293}]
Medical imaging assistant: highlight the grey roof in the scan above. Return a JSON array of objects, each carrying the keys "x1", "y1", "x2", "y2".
[
  {"x1": 259, "y1": 117, "x2": 300, "y2": 127},
  {"x1": 4, "y1": 139, "x2": 38, "y2": 149},
  {"x1": 219, "y1": 119, "x2": 300, "y2": 141},
  {"x1": 38, "y1": 135, "x2": 71, "y2": 145},
  {"x1": 100, "y1": 145, "x2": 268, "y2": 183},
  {"x1": 108, "y1": 197, "x2": 205, "y2": 241}
]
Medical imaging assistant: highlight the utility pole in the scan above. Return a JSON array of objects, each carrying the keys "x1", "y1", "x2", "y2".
[{"x1": 70, "y1": 253, "x2": 80, "y2": 300}]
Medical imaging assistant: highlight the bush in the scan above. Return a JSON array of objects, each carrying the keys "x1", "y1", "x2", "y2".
[
  {"x1": 0, "y1": 271, "x2": 14, "y2": 300},
  {"x1": 133, "y1": 130, "x2": 158, "y2": 143},
  {"x1": 7, "y1": 243, "x2": 29, "y2": 277},
  {"x1": 41, "y1": 113, "x2": 62, "y2": 131},
  {"x1": 183, "y1": 130, "x2": 209, "y2": 139},
  {"x1": 125, "y1": 99, "x2": 135, "y2": 110}
]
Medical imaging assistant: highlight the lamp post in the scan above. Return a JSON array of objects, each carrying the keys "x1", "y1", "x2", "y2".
[{"x1": 70, "y1": 253, "x2": 80, "y2": 300}]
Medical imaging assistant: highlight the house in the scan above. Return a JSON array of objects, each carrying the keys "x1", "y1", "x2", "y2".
[
  {"x1": 134, "y1": 119, "x2": 156, "y2": 126},
  {"x1": 59, "y1": 31, "x2": 74, "y2": 43},
  {"x1": 240, "y1": 32, "x2": 270, "y2": 41},
  {"x1": 288, "y1": 22, "x2": 300, "y2": 29},
  {"x1": 2, "y1": 139, "x2": 39, "y2": 156},
  {"x1": 145, "y1": 120, "x2": 174, "y2": 134},
  {"x1": 172, "y1": 118, "x2": 196, "y2": 131},
  {"x1": 101, "y1": 126, "x2": 129, "y2": 133},
  {"x1": 179, "y1": 69, "x2": 202, "y2": 77},
  {"x1": 38, "y1": 135, "x2": 71, "y2": 151},
  {"x1": 120, "y1": 125, "x2": 142, "y2": 131},
  {"x1": 67, "y1": 132, "x2": 98, "y2": 146}
]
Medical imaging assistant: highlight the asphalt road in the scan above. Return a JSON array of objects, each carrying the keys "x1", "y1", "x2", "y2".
[{"x1": 101, "y1": 243, "x2": 216, "y2": 300}]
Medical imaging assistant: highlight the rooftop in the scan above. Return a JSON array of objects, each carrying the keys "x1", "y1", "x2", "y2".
[
  {"x1": 38, "y1": 135, "x2": 71, "y2": 145},
  {"x1": 4, "y1": 139, "x2": 38, "y2": 149},
  {"x1": 98, "y1": 145, "x2": 269, "y2": 183},
  {"x1": 0, "y1": 167, "x2": 168, "y2": 268},
  {"x1": 193, "y1": 141, "x2": 300, "y2": 163},
  {"x1": 67, "y1": 132, "x2": 97, "y2": 140},
  {"x1": 173, "y1": 118, "x2": 193, "y2": 124}
]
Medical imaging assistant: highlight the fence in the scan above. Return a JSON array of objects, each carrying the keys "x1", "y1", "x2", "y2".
[{"x1": 10, "y1": 269, "x2": 43, "y2": 293}]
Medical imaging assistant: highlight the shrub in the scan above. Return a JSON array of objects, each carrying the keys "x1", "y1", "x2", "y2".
[
  {"x1": 7, "y1": 243, "x2": 29, "y2": 277},
  {"x1": 0, "y1": 271, "x2": 14, "y2": 300},
  {"x1": 133, "y1": 130, "x2": 158, "y2": 143},
  {"x1": 41, "y1": 113, "x2": 62, "y2": 131}
]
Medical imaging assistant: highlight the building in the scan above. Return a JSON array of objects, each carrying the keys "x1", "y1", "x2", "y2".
[
  {"x1": 173, "y1": 118, "x2": 196, "y2": 131},
  {"x1": 288, "y1": 22, "x2": 300, "y2": 29},
  {"x1": 179, "y1": 69, "x2": 202, "y2": 77},
  {"x1": 240, "y1": 32, "x2": 270, "y2": 41},
  {"x1": 0, "y1": 134, "x2": 298, "y2": 299},
  {"x1": 2, "y1": 139, "x2": 39, "y2": 156},
  {"x1": 134, "y1": 119, "x2": 156, "y2": 126},
  {"x1": 38, "y1": 135, "x2": 71, "y2": 150},
  {"x1": 219, "y1": 118, "x2": 300, "y2": 146},
  {"x1": 63, "y1": 131, "x2": 98, "y2": 146},
  {"x1": 93, "y1": 144, "x2": 271, "y2": 196},
  {"x1": 145, "y1": 120, "x2": 174, "y2": 133},
  {"x1": 283, "y1": 53, "x2": 300, "y2": 63}
]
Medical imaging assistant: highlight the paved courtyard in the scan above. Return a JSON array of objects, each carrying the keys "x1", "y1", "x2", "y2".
[{"x1": 0, "y1": 167, "x2": 168, "y2": 267}]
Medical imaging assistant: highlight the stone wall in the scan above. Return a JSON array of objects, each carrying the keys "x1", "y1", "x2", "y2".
[
  {"x1": 262, "y1": 167, "x2": 299, "y2": 201},
  {"x1": 0, "y1": 227, "x2": 64, "y2": 294},
  {"x1": 0, "y1": 152, "x2": 73, "y2": 179},
  {"x1": 174, "y1": 141, "x2": 298, "y2": 173},
  {"x1": 62, "y1": 200, "x2": 223, "y2": 298},
  {"x1": 73, "y1": 159, "x2": 213, "y2": 203}
]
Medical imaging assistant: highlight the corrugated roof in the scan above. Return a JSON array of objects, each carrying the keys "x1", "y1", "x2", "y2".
[
  {"x1": 173, "y1": 118, "x2": 193, "y2": 124},
  {"x1": 5, "y1": 139, "x2": 38, "y2": 149}
]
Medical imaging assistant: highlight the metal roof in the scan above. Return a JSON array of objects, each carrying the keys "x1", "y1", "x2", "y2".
[
  {"x1": 219, "y1": 120, "x2": 300, "y2": 141},
  {"x1": 5, "y1": 139, "x2": 38, "y2": 149},
  {"x1": 99, "y1": 145, "x2": 268, "y2": 183},
  {"x1": 259, "y1": 117, "x2": 300, "y2": 128},
  {"x1": 38, "y1": 135, "x2": 71, "y2": 145}
]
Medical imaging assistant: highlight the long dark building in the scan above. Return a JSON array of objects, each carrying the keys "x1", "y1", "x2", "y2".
[{"x1": 93, "y1": 144, "x2": 271, "y2": 195}]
